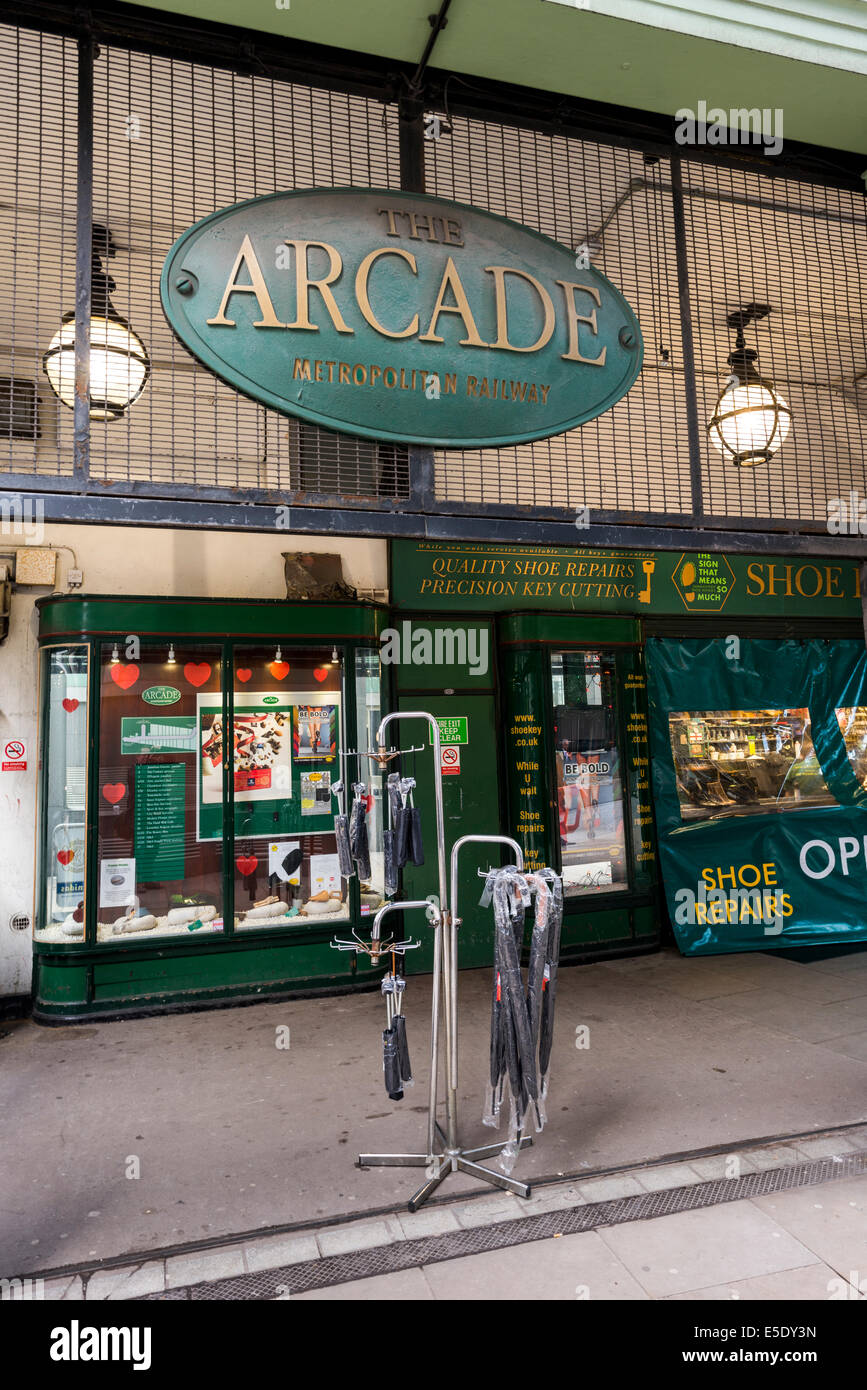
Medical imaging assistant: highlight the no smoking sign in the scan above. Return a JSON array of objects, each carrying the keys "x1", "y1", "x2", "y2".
[
  {"x1": 2, "y1": 739, "x2": 27, "y2": 772},
  {"x1": 441, "y1": 745, "x2": 461, "y2": 776}
]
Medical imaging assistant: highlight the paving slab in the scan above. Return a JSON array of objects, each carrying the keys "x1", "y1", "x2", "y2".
[
  {"x1": 688, "y1": 1152, "x2": 760, "y2": 1181},
  {"x1": 243, "y1": 1233, "x2": 319, "y2": 1272},
  {"x1": 597, "y1": 1199, "x2": 816, "y2": 1298},
  {"x1": 165, "y1": 1246, "x2": 245, "y2": 1289},
  {"x1": 42, "y1": 1275, "x2": 84, "y2": 1300},
  {"x1": 420, "y1": 1228, "x2": 649, "y2": 1300},
  {"x1": 635, "y1": 1163, "x2": 705, "y2": 1192},
  {"x1": 750, "y1": 1174, "x2": 867, "y2": 1273},
  {"x1": 814, "y1": 1031, "x2": 867, "y2": 1063},
  {"x1": 316, "y1": 1215, "x2": 404, "y2": 1256},
  {"x1": 701, "y1": 989, "x2": 867, "y2": 1043},
  {"x1": 86, "y1": 1262, "x2": 165, "y2": 1300},
  {"x1": 665, "y1": 1262, "x2": 854, "y2": 1300}
]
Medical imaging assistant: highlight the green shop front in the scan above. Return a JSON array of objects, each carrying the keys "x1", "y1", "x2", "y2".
[
  {"x1": 32, "y1": 546, "x2": 867, "y2": 1020},
  {"x1": 33, "y1": 595, "x2": 394, "y2": 1021},
  {"x1": 390, "y1": 539, "x2": 867, "y2": 962}
]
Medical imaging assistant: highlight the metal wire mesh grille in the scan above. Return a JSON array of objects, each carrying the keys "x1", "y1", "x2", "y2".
[
  {"x1": 0, "y1": 27, "x2": 77, "y2": 475},
  {"x1": 1, "y1": 21, "x2": 865, "y2": 528},
  {"x1": 87, "y1": 42, "x2": 405, "y2": 498},
  {"x1": 424, "y1": 117, "x2": 692, "y2": 513},
  {"x1": 0, "y1": 25, "x2": 407, "y2": 500},
  {"x1": 682, "y1": 161, "x2": 867, "y2": 523}
]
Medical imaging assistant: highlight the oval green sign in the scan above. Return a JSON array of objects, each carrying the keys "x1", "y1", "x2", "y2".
[
  {"x1": 261, "y1": 695, "x2": 279, "y2": 705},
  {"x1": 142, "y1": 685, "x2": 181, "y2": 706},
  {"x1": 160, "y1": 187, "x2": 643, "y2": 448}
]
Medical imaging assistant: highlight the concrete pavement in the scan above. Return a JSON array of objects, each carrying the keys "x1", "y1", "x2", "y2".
[{"x1": 2, "y1": 943, "x2": 866, "y2": 1282}]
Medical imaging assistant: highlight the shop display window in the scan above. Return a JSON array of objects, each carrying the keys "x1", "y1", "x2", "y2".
[
  {"x1": 550, "y1": 651, "x2": 628, "y2": 896},
  {"x1": 95, "y1": 643, "x2": 225, "y2": 941},
  {"x1": 229, "y1": 646, "x2": 348, "y2": 929},
  {"x1": 668, "y1": 708, "x2": 837, "y2": 821},
  {"x1": 36, "y1": 646, "x2": 89, "y2": 941},
  {"x1": 835, "y1": 708, "x2": 867, "y2": 788}
]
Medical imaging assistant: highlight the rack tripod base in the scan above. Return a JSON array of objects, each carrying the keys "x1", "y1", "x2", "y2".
[{"x1": 357, "y1": 1125, "x2": 533, "y2": 1212}]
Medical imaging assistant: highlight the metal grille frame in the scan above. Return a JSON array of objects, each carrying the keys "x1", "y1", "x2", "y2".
[{"x1": 1, "y1": 3, "x2": 866, "y2": 556}]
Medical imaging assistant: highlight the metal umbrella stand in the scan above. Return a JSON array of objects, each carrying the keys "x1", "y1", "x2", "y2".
[{"x1": 334, "y1": 710, "x2": 542, "y2": 1211}]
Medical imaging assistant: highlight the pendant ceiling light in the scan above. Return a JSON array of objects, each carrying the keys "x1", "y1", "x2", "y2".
[
  {"x1": 43, "y1": 224, "x2": 150, "y2": 422},
  {"x1": 707, "y1": 303, "x2": 792, "y2": 467}
]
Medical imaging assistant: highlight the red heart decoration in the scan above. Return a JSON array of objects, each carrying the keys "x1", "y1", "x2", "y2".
[
  {"x1": 110, "y1": 663, "x2": 139, "y2": 691},
  {"x1": 236, "y1": 669, "x2": 252, "y2": 683},
  {"x1": 62, "y1": 698, "x2": 80, "y2": 713},
  {"x1": 102, "y1": 783, "x2": 126, "y2": 805},
  {"x1": 184, "y1": 662, "x2": 212, "y2": 688},
  {"x1": 73, "y1": 902, "x2": 84, "y2": 924},
  {"x1": 313, "y1": 667, "x2": 329, "y2": 683},
  {"x1": 268, "y1": 661, "x2": 290, "y2": 680},
  {"x1": 57, "y1": 849, "x2": 74, "y2": 866},
  {"x1": 236, "y1": 854, "x2": 258, "y2": 877}
]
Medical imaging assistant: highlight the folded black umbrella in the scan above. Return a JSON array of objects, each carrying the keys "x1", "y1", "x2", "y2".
[
  {"x1": 382, "y1": 1025, "x2": 403, "y2": 1100},
  {"x1": 384, "y1": 827, "x2": 398, "y2": 896},
  {"x1": 334, "y1": 814, "x2": 354, "y2": 877},
  {"x1": 395, "y1": 805, "x2": 411, "y2": 867},
  {"x1": 348, "y1": 782, "x2": 371, "y2": 880},
  {"x1": 408, "y1": 807, "x2": 424, "y2": 866},
  {"x1": 393, "y1": 1012, "x2": 412, "y2": 1086}
]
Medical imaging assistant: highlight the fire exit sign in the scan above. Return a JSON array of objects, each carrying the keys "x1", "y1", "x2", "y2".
[{"x1": 431, "y1": 717, "x2": 468, "y2": 745}]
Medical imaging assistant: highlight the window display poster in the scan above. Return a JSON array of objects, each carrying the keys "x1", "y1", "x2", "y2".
[
  {"x1": 134, "y1": 763, "x2": 186, "y2": 882},
  {"x1": 293, "y1": 705, "x2": 337, "y2": 761},
  {"x1": 647, "y1": 636, "x2": 867, "y2": 955},
  {"x1": 301, "y1": 770, "x2": 331, "y2": 816},
  {"x1": 268, "y1": 840, "x2": 302, "y2": 885},
  {"x1": 309, "y1": 852, "x2": 341, "y2": 896},
  {"x1": 100, "y1": 857, "x2": 136, "y2": 908},
  {"x1": 198, "y1": 692, "x2": 340, "y2": 840},
  {"x1": 121, "y1": 716, "x2": 197, "y2": 755},
  {"x1": 53, "y1": 822, "x2": 86, "y2": 912}
]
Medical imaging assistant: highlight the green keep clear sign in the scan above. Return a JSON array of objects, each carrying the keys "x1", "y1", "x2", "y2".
[{"x1": 431, "y1": 717, "x2": 468, "y2": 746}]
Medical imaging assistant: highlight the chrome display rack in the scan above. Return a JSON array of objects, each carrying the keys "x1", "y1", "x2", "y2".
[{"x1": 333, "y1": 710, "x2": 530, "y2": 1212}]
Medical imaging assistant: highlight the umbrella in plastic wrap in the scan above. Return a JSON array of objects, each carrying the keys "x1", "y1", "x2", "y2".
[
  {"x1": 334, "y1": 814, "x2": 354, "y2": 877},
  {"x1": 381, "y1": 968, "x2": 413, "y2": 1100},
  {"x1": 537, "y1": 868, "x2": 563, "y2": 1104},
  {"x1": 384, "y1": 772, "x2": 402, "y2": 895},
  {"x1": 348, "y1": 781, "x2": 371, "y2": 880},
  {"x1": 492, "y1": 871, "x2": 538, "y2": 1117}
]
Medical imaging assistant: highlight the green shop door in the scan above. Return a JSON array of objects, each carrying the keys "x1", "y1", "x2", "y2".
[
  {"x1": 399, "y1": 694, "x2": 501, "y2": 971},
  {"x1": 389, "y1": 618, "x2": 501, "y2": 972}
]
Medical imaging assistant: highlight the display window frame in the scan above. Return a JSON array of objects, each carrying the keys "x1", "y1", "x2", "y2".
[
  {"x1": 34, "y1": 608, "x2": 391, "y2": 955},
  {"x1": 547, "y1": 646, "x2": 632, "y2": 900},
  {"x1": 498, "y1": 614, "x2": 655, "y2": 921},
  {"x1": 35, "y1": 642, "x2": 94, "y2": 948}
]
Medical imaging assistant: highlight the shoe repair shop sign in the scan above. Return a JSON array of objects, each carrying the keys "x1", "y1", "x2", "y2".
[
  {"x1": 160, "y1": 188, "x2": 643, "y2": 448},
  {"x1": 390, "y1": 541, "x2": 862, "y2": 618}
]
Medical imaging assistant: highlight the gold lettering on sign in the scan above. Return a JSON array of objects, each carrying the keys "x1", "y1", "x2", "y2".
[
  {"x1": 484, "y1": 266, "x2": 555, "y2": 353},
  {"x1": 418, "y1": 257, "x2": 488, "y2": 347},
  {"x1": 283, "y1": 240, "x2": 354, "y2": 335},
  {"x1": 406, "y1": 212, "x2": 440, "y2": 242},
  {"x1": 376, "y1": 208, "x2": 402, "y2": 237},
  {"x1": 355, "y1": 248, "x2": 419, "y2": 339},
  {"x1": 556, "y1": 282, "x2": 607, "y2": 366},
  {"x1": 207, "y1": 235, "x2": 284, "y2": 328}
]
